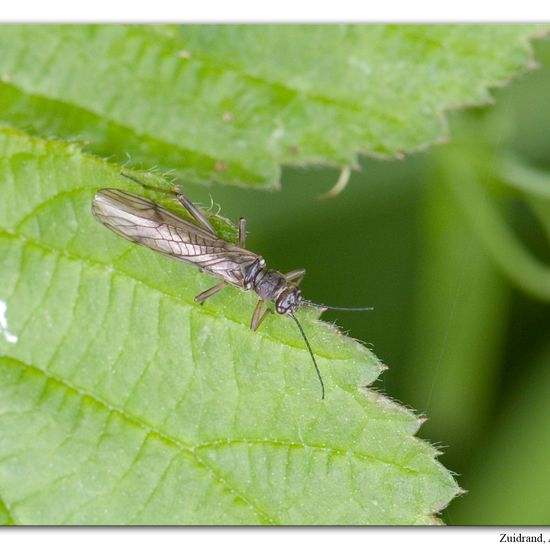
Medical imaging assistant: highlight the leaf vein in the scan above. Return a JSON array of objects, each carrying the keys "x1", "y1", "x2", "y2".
[{"x1": 0, "y1": 355, "x2": 275, "y2": 524}]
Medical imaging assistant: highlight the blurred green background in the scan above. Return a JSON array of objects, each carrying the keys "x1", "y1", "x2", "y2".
[{"x1": 173, "y1": 39, "x2": 550, "y2": 524}]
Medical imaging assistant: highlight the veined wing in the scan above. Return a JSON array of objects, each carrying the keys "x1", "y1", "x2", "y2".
[{"x1": 92, "y1": 188, "x2": 259, "y2": 287}]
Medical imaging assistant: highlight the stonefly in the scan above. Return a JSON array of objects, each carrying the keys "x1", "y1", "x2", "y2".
[{"x1": 92, "y1": 174, "x2": 372, "y2": 399}]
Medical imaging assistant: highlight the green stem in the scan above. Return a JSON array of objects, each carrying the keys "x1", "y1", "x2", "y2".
[
  {"x1": 446, "y1": 153, "x2": 550, "y2": 302},
  {"x1": 498, "y1": 155, "x2": 550, "y2": 199}
]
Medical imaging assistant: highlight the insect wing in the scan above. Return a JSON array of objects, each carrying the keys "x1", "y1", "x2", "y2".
[{"x1": 92, "y1": 188, "x2": 259, "y2": 286}]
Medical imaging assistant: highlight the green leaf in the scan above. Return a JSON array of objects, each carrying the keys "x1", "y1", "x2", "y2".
[
  {"x1": 0, "y1": 127, "x2": 458, "y2": 524},
  {"x1": 0, "y1": 24, "x2": 544, "y2": 188}
]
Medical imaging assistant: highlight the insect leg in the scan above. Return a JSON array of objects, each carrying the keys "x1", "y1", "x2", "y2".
[
  {"x1": 120, "y1": 171, "x2": 218, "y2": 236},
  {"x1": 284, "y1": 268, "x2": 306, "y2": 284},
  {"x1": 250, "y1": 299, "x2": 272, "y2": 331},
  {"x1": 195, "y1": 281, "x2": 228, "y2": 304},
  {"x1": 175, "y1": 193, "x2": 218, "y2": 236},
  {"x1": 238, "y1": 218, "x2": 247, "y2": 248}
]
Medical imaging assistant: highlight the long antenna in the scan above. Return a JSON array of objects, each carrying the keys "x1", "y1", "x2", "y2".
[
  {"x1": 120, "y1": 171, "x2": 142, "y2": 186},
  {"x1": 302, "y1": 300, "x2": 374, "y2": 312},
  {"x1": 290, "y1": 313, "x2": 325, "y2": 400}
]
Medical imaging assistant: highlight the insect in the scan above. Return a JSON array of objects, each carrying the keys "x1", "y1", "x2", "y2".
[{"x1": 92, "y1": 174, "x2": 372, "y2": 399}]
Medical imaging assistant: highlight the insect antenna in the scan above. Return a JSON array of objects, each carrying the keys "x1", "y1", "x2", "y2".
[
  {"x1": 289, "y1": 313, "x2": 325, "y2": 400},
  {"x1": 120, "y1": 171, "x2": 144, "y2": 186},
  {"x1": 301, "y1": 300, "x2": 374, "y2": 312}
]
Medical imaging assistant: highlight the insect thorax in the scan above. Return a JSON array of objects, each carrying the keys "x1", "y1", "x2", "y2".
[{"x1": 252, "y1": 268, "x2": 301, "y2": 314}]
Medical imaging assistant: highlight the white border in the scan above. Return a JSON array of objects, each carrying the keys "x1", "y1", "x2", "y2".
[
  {"x1": 3, "y1": 527, "x2": 550, "y2": 550},
  {"x1": 0, "y1": 0, "x2": 549, "y2": 23}
]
